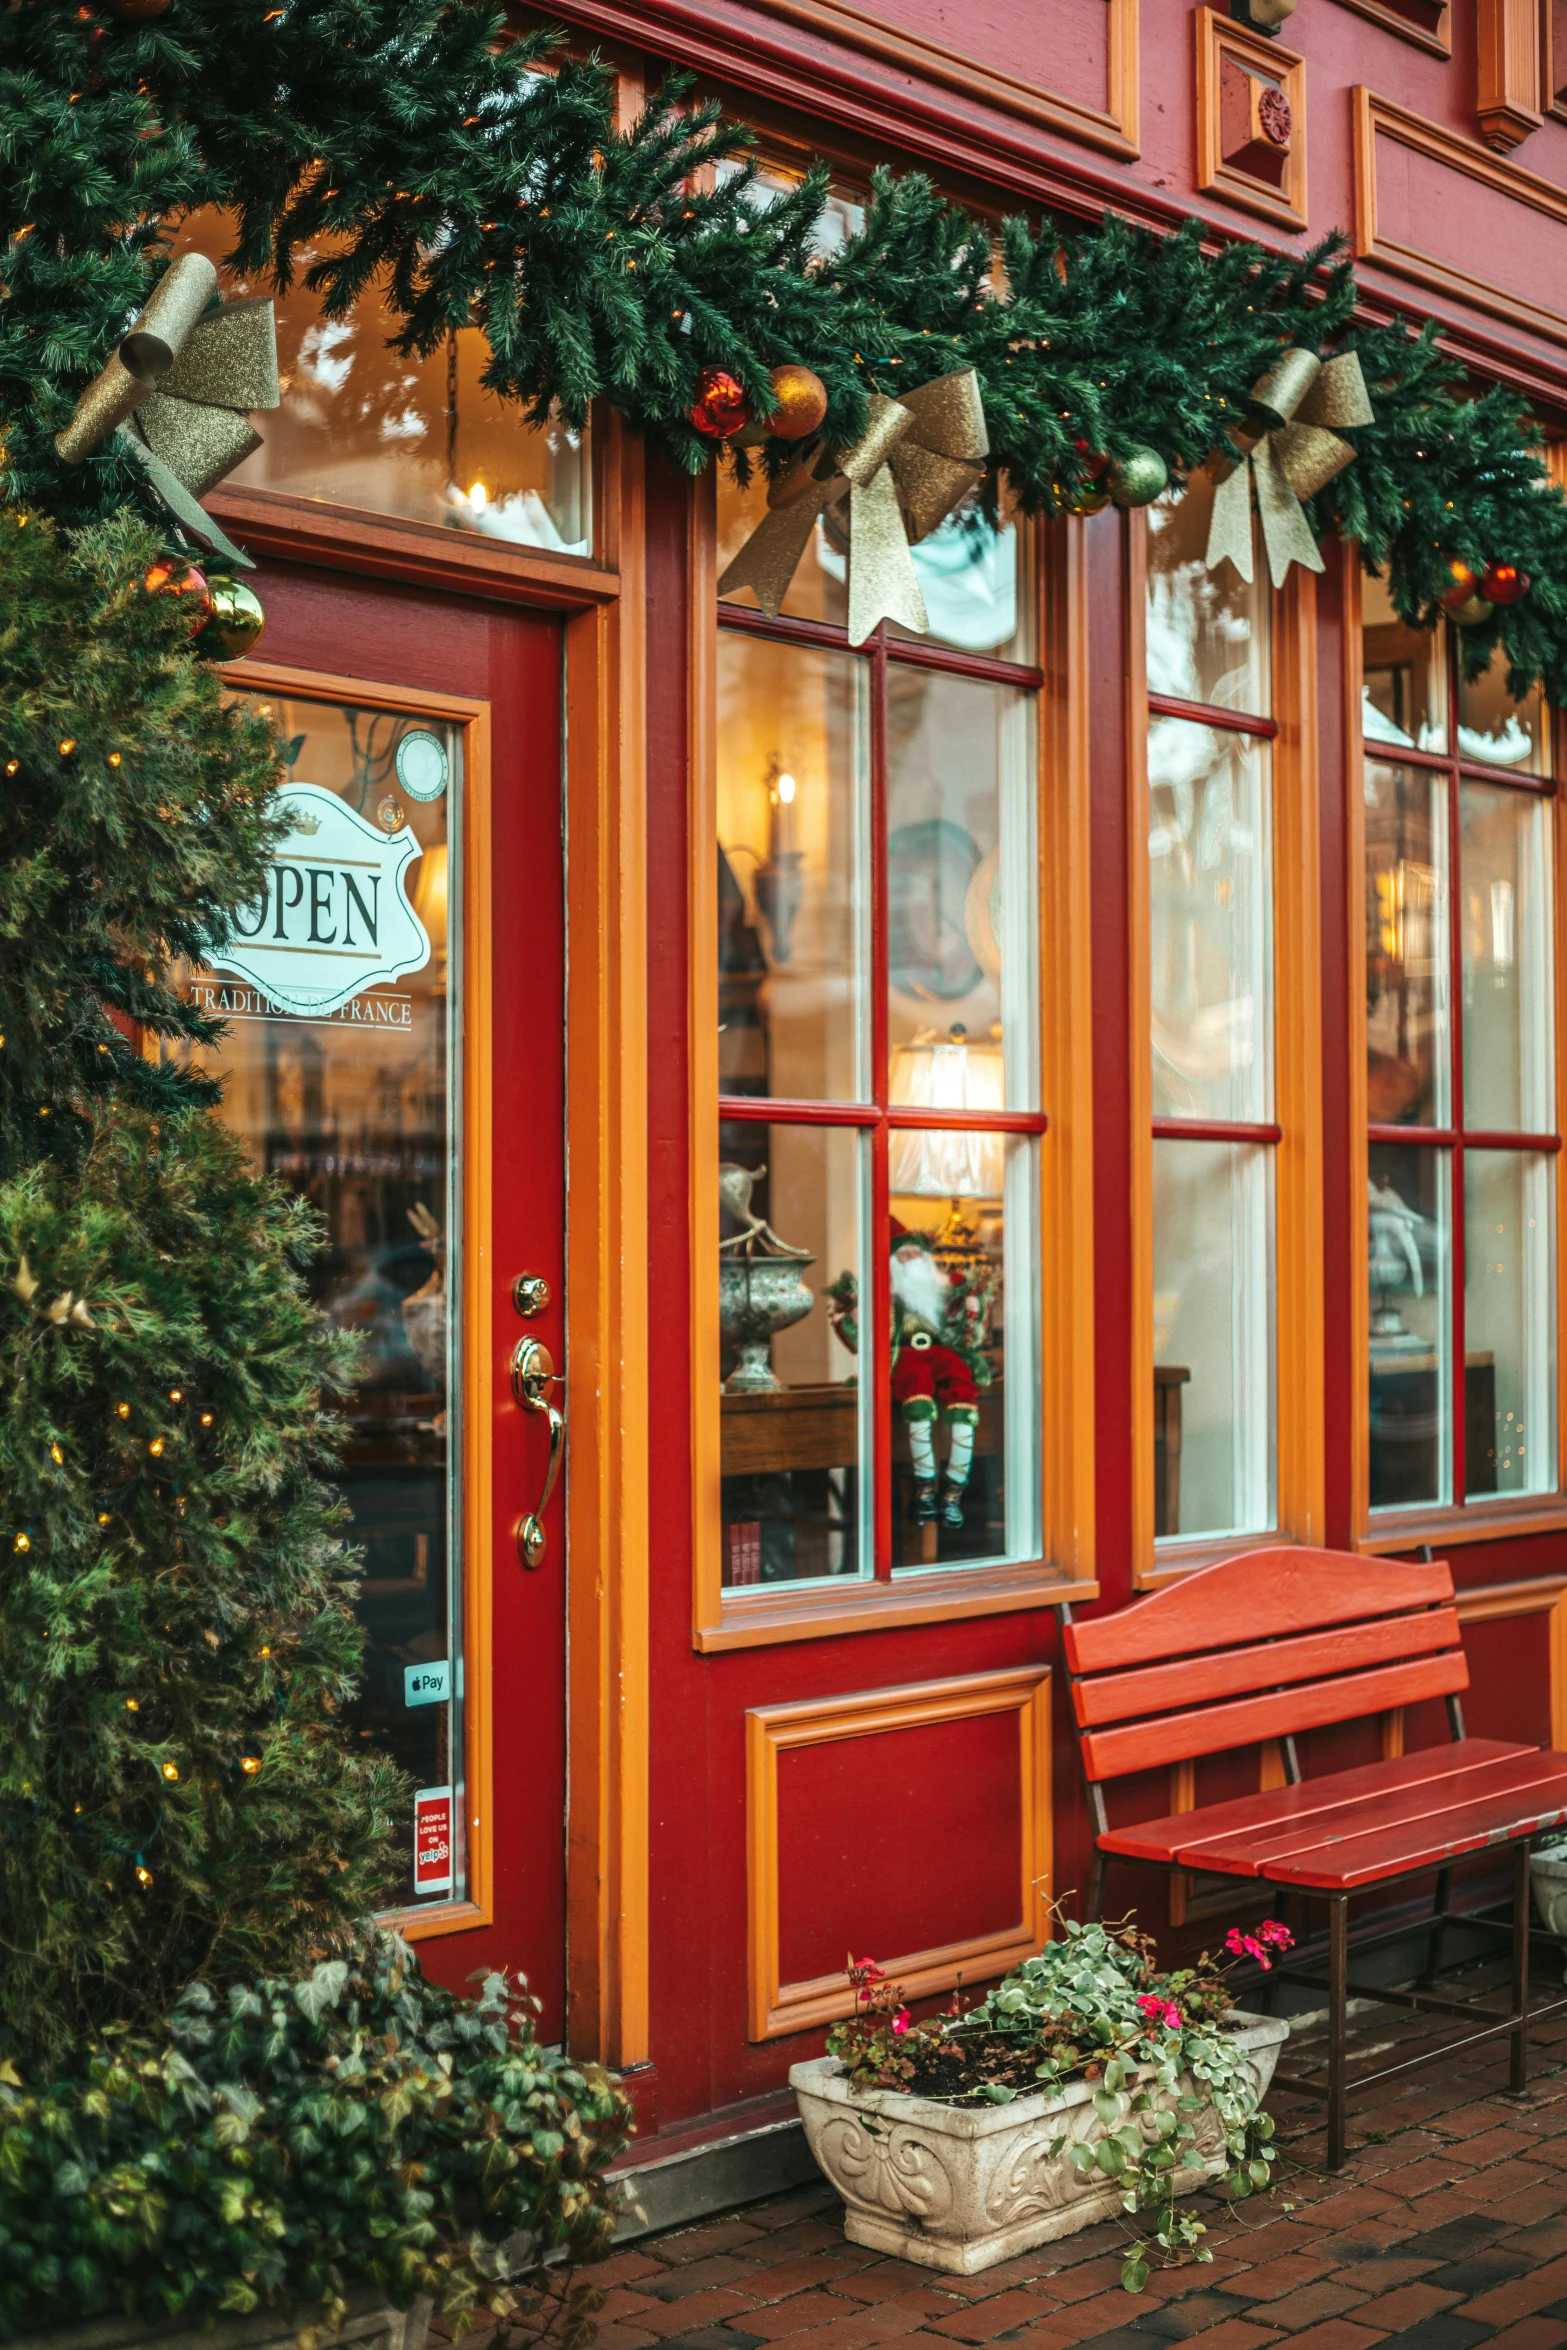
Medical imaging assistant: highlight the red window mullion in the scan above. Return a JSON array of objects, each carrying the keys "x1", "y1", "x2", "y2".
[
  {"x1": 1445, "y1": 640, "x2": 1468, "y2": 1509},
  {"x1": 869, "y1": 630, "x2": 893, "y2": 1582},
  {"x1": 1152, "y1": 1118, "x2": 1283, "y2": 1145},
  {"x1": 1150, "y1": 690, "x2": 1278, "y2": 741}
]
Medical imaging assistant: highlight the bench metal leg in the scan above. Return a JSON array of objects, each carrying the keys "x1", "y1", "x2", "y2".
[
  {"x1": 1421, "y1": 1867, "x2": 1451, "y2": 1987},
  {"x1": 1327, "y1": 1894, "x2": 1348, "y2": 2171},
  {"x1": 1511, "y1": 1840, "x2": 1532, "y2": 2095},
  {"x1": 1087, "y1": 1845, "x2": 1106, "y2": 1924}
]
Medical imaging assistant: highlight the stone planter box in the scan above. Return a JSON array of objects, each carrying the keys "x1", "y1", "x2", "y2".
[
  {"x1": 1531, "y1": 1848, "x2": 1567, "y2": 1940},
  {"x1": 790, "y1": 2011, "x2": 1290, "y2": 2276},
  {"x1": 6, "y1": 2290, "x2": 426, "y2": 2350}
]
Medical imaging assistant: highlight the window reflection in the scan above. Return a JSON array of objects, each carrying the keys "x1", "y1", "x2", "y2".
[
  {"x1": 1152, "y1": 1140, "x2": 1275, "y2": 1540},
  {"x1": 173, "y1": 212, "x2": 589, "y2": 554},
  {"x1": 1465, "y1": 1150, "x2": 1556, "y2": 1497},
  {"x1": 1364, "y1": 762, "x2": 1449, "y2": 1128},
  {"x1": 1149, "y1": 719, "x2": 1272, "y2": 1123},
  {"x1": 183, "y1": 696, "x2": 461, "y2": 1907},
  {"x1": 1460, "y1": 783, "x2": 1554, "y2": 1133},
  {"x1": 1147, "y1": 476, "x2": 1270, "y2": 716},
  {"x1": 1362, "y1": 571, "x2": 1447, "y2": 752},
  {"x1": 1368, "y1": 1143, "x2": 1451, "y2": 1509},
  {"x1": 1458, "y1": 646, "x2": 1552, "y2": 775}
]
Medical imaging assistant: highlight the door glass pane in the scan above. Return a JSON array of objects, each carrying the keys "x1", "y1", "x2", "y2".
[
  {"x1": 719, "y1": 1118, "x2": 869, "y2": 1584},
  {"x1": 1460, "y1": 783, "x2": 1554, "y2": 1134},
  {"x1": 893, "y1": 504, "x2": 1036, "y2": 663},
  {"x1": 1152, "y1": 1140, "x2": 1275, "y2": 1541},
  {"x1": 185, "y1": 695, "x2": 462, "y2": 1907},
  {"x1": 1146, "y1": 475, "x2": 1270, "y2": 717},
  {"x1": 717, "y1": 634, "x2": 869, "y2": 1102},
  {"x1": 1149, "y1": 718, "x2": 1272, "y2": 1123},
  {"x1": 1361, "y1": 571, "x2": 1446, "y2": 752},
  {"x1": 1457, "y1": 645, "x2": 1551, "y2": 777},
  {"x1": 1465, "y1": 1150, "x2": 1556, "y2": 1498},
  {"x1": 1368, "y1": 1142, "x2": 1451, "y2": 1510},
  {"x1": 719, "y1": 469, "x2": 846, "y2": 630},
  {"x1": 1364, "y1": 761, "x2": 1449, "y2": 1128},
  {"x1": 889, "y1": 1134, "x2": 1038, "y2": 1570},
  {"x1": 886, "y1": 669, "x2": 1037, "y2": 1110},
  {"x1": 175, "y1": 212, "x2": 589, "y2": 554}
]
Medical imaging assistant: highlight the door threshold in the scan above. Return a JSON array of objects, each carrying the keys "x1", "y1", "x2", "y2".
[{"x1": 610, "y1": 2087, "x2": 817, "y2": 2242}]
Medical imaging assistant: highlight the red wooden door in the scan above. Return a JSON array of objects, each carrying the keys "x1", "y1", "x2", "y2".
[{"x1": 202, "y1": 560, "x2": 568, "y2": 2031}]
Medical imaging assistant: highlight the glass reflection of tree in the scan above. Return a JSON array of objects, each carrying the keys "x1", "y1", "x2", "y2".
[
  {"x1": 342, "y1": 709, "x2": 404, "y2": 816},
  {"x1": 1150, "y1": 726, "x2": 1260, "y2": 1120}
]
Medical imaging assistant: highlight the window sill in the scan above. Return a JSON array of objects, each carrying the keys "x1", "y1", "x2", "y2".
[
  {"x1": 206, "y1": 486, "x2": 622, "y2": 612},
  {"x1": 381, "y1": 1897, "x2": 490, "y2": 1943},
  {"x1": 693, "y1": 1560, "x2": 1098, "y2": 1651},
  {"x1": 1134, "y1": 1531, "x2": 1288, "y2": 1588},
  {"x1": 1357, "y1": 1499, "x2": 1567, "y2": 1553}
]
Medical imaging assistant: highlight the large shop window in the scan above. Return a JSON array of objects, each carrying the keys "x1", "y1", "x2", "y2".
[
  {"x1": 712, "y1": 477, "x2": 1044, "y2": 1593},
  {"x1": 1361, "y1": 581, "x2": 1561, "y2": 1522},
  {"x1": 161, "y1": 687, "x2": 474, "y2": 1916},
  {"x1": 1145, "y1": 482, "x2": 1280, "y2": 1549}
]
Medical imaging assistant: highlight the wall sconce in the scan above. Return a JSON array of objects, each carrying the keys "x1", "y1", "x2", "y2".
[{"x1": 1231, "y1": 0, "x2": 1297, "y2": 28}]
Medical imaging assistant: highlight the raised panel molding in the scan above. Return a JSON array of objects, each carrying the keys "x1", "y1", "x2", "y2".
[
  {"x1": 745, "y1": 1668, "x2": 1052, "y2": 2042},
  {"x1": 1477, "y1": 0, "x2": 1543, "y2": 151},
  {"x1": 1197, "y1": 8, "x2": 1308, "y2": 232},
  {"x1": 734, "y1": 0, "x2": 1139, "y2": 160},
  {"x1": 1354, "y1": 88, "x2": 1567, "y2": 350},
  {"x1": 1331, "y1": 0, "x2": 1450, "y2": 56}
]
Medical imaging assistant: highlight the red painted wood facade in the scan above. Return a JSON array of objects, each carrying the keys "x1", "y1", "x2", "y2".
[{"x1": 200, "y1": 0, "x2": 1567, "y2": 2160}]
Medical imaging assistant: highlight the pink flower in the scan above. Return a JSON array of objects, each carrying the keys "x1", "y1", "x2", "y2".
[
  {"x1": 1137, "y1": 1993, "x2": 1183, "y2": 2030},
  {"x1": 1257, "y1": 1920, "x2": 1294, "y2": 1951},
  {"x1": 891, "y1": 2008, "x2": 911, "y2": 2036},
  {"x1": 1226, "y1": 1920, "x2": 1293, "y2": 1971}
]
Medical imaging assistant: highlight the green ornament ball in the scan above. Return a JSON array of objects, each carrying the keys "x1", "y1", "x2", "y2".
[
  {"x1": 1448, "y1": 593, "x2": 1493, "y2": 628},
  {"x1": 197, "y1": 576, "x2": 265, "y2": 661},
  {"x1": 1066, "y1": 483, "x2": 1112, "y2": 517},
  {"x1": 1107, "y1": 447, "x2": 1169, "y2": 509}
]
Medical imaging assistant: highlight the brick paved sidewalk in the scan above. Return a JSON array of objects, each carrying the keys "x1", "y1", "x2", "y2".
[{"x1": 594, "y1": 2004, "x2": 1567, "y2": 2350}]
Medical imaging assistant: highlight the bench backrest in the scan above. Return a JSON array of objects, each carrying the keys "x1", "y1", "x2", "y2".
[{"x1": 1060, "y1": 1547, "x2": 1465, "y2": 1783}]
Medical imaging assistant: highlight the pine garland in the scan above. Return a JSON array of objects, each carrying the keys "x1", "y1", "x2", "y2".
[{"x1": 6, "y1": 2, "x2": 1567, "y2": 694}]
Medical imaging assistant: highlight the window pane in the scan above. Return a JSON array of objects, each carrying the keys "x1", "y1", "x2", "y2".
[
  {"x1": 176, "y1": 214, "x2": 588, "y2": 554},
  {"x1": 719, "y1": 469, "x2": 845, "y2": 629},
  {"x1": 191, "y1": 696, "x2": 462, "y2": 1906},
  {"x1": 719, "y1": 1120, "x2": 869, "y2": 1584},
  {"x1": 1365, "y1": 760, "x2": 1450, "y2": 1128},
  {"x1": 1152, "y1": 1140, "x2": 1275, "y2": 1540},
  {"x1": 891, "y1": 502, "x2": 1036, "y2": 663},
  {"x1": 1368, "y1": 1142, "x2": 1452, "y2": 1510},
  {"x1": 889, "y1": 1137, "x2": 1038, "y2": 1569},
  {"x1": 1460, "y1": 783, "x2": 1554, "y2": 1135},
  {"x1": 886, "y1": 669, "x2": 1037, "y2": 1110},
  {"x1": 1362, "y1": 570, "x2": 1447, "y2": 753},
  {"x1": 1465, "y1": 1150, "x2": 1556, "y2": 1498},
  {"x1": 1147, "y1": 475, "x2": 1270, "y2": 717},
  {"x1": 1149, "y1": 718, "x2": 1272, "y2": 1122},
  {"x1": 717, "y1": 633, "x2": 870, "y2": 1102},
  {"x1": 1457, "y1": 643, "x2": 1551, "y2": 777}
]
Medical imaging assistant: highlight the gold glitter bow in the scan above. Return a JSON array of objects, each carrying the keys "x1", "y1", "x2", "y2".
[
  {"x1": 717, "y1": 369, "x2": 989, "y2": 646},
  {"x1": 54, "y1": 252, "x2": 279, "y2": 568},
  {"x1": 1206, "y1": 347, "x2": 1374, "y2": 590}
]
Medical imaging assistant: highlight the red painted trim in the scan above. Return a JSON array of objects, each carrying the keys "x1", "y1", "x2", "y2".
[
  {"x1": 717, "y1": 601, "x2": 1043, "y2": 690},
  {"x1": 1151, "y1": 1119, "x2": 1284, "y2": 1145},
  {"x1": 1367, "y1": 1126, "x2": 1561, "y2": 1150},
  {"x1": 1362, "y1": 731, "x2": 1555, "y2": 797},
  {"x1": 870, "y1": 631, "x2": 893, "y2": 1582},
  {"x1": 718, "y1": 1097, "x2": 1048, "y2": 1132},
  {"x1": 1148, "y1": 692, "x2": 1277, "y2": 740}
]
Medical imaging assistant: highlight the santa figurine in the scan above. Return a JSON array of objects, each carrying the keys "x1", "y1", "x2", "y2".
[{"x1": 827, "y1": 1222, "x2": 993, "y2": 1530}]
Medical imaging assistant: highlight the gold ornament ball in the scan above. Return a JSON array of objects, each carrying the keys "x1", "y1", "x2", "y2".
[
  {"x1": 197, "y1": 576, "x2": 265, "y2": 661},
  {"x1": 1106, "y1": 447, "x2": 1169, "y2": 509},
  {"x1": 1449, "y1": 593, "x2": 1493, "y2": 628},
  {"x1": 1067, "y1": 483, "x2": 1112, "y2": 517},
  {"x1": 765, "y1": 363, "x2": 829, "y2": 442},
  {"x1": 1438, "y1": 557, "x2": 1481, "y2": 610}
]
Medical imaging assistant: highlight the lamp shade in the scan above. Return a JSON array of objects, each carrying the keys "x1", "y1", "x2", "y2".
[{"x1": 887, "y1": 1030, "x2": 1006, "y2": 1200}]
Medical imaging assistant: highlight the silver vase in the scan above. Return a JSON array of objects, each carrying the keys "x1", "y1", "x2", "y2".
[{"x1": 720, "y1": 1252, "x2": 816, "y2": 1392}]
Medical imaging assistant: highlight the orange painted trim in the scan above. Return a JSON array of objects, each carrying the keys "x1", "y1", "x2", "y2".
[
  {"x1": 1333, "y1": 0, "x2": 1450, "y2": 55},
  {"x1": 1195, "y1": 8, "x2": 1309, "y2": 234},
  {"x1": 745, "y1": 1667, "x2": 1052, "y2": 2041},
  {"x1": 732, "y1": 0, "x2": 1138, "y2": 158},
  {"x1": 1477, "y1": 0, "x2": 1544, "y2": 152},
  {"x1": 1127, "y1": 519, "x2": 1154, "y2": 1573},
  {"x1": 1354, "y1": 87, "x2": 1567, "y2": 349},
  {"x1": 564, "y1": 401, "x2": 651, "y2": 2067},
  {"x1": 208, "y1": 485, "x2": 620, "y2": 613},
  {"x1": 223, "y1": 655, "x2": 496, "y2": 1946},
  {"x1": 1344, "y1": 553, "x2": 1374, "y2": 1545},
  {"x1": 1040, "y1": 516, "x2": 1098, "y2": 1587},
  {"x1": 690, "y1": 465, "x2": 726, "y2": 1651},
  {"x1": 697, "y1": 1566, "x2": 1100, "y2": 1653}
]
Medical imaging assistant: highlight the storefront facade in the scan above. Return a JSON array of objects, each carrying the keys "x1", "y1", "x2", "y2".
[{"x1": 188, "y1": 0, "x2": 1567, "y2": 2164}]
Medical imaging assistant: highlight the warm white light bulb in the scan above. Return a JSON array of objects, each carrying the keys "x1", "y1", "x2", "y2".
[
  {"x1": 777, "y1": 771, "x2": 796, "y2": 803},
  {"x1": 468, "y1": 480, "x2": 488, "y2": 512}
]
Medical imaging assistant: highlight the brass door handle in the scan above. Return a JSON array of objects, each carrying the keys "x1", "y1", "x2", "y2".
[{"x1": 510, "y1": 1336, "x2": 564, "y2": 1568}]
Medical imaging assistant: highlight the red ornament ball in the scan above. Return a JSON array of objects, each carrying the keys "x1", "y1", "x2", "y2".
[
  {"x1": 765, "y1": 363, "x2": 828, "y2": 442},
  {"x1": 688, "y1": 367, "x2": 751, "y2": 440},
  {"x1": 143, "y1": 559, "x2": 211, "y2": 635},
  {"x1": 1073, "y1": 438, "x2": 1112, "y2": 482},
  {"x1": 1481, "y1": 561, "x2": 1531, "y2": 606},
  {"x1": 109, "y1": 0, "x2": 173, "y2": 18},
  {"x1": 1438, "y1": 558, "x2": 1481, "y2": 609}
]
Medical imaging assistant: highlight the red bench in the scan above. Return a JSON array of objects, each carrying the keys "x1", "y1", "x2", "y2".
[{"x1": 1056, "y1": 1546, "x2": 1567, "y2": 2166}]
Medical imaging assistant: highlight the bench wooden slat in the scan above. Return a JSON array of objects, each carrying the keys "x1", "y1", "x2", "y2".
[
  {"x1": 1063, "y1": 1547, "x2": 1454, "y2": 1677},
  {"x1": 1260, "y1": 1760, "x2": 1567, "y2": 1889},
  {"x1": 1071, "y1": 1606, "x2": 1462, "y2": 1729},
  {"x1": 1079, "y1": 1650, "x2": 1470, "y2": 1781},
  {"x1": 1096, "y1": 1739, "x2": 1532, "y2": 1864},
  {"x1": 1166, "y1": 1746, "x2": 1567, "y2": 1875}
]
